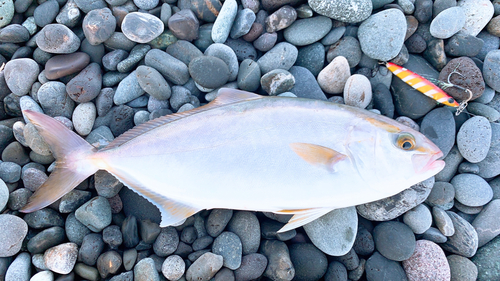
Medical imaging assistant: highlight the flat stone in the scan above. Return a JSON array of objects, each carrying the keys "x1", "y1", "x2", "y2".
[
  {"x1": 234, "y1": 253, "x2": 267, "y2": 281},
  {"x1": 204, "y1": 43, "x2": 239, "y2": 81},
  {"x1": 458, "y1": 0, "x2": 494, "y2": 37},
  {"x1": 441, "y1": 211, "x2": 479, "y2": 257},
  {"x1": 283, "y1": 16, "x2": 332, "y2": 46},
  {"x1": 36, "y1": 24, "x2": 81, "y2": 54},
  {"x1": 256, "y1": 42, "x2": 297, "y2": 74},
  {"x1": 373, "y1": 221, "x2": 416, "y2": 261},
  {"x1": 114, "y1": 71, "x2": 145, "y2": 105},
  {"x1": 420, "y1": 107, "x2": 456, "y2": 158},
  {"x1": 145, "y1": 49, "x2": 190, "y2": 85},
  {"x1": 289, "y1": 243, "x2": 328, "y2": 281},
  {"x1": 309, "y1": 0, "x2": 372, "y2": 23},
  {"x1": 472, "y1": 199, "x2": 500, "y2": 247},
  {"x1": 75, "y1": 196, "x2": 112, "y2": 232},
  {"x1": 366, "y1": 252, "x2": 407, "y2": 281},
  {"x1": 237, "y1": 59, "x2": 261, "y2": 92},
  {"x1": 44, "y1": 52, "x2": 90, "y2": 80},
  {"x1": 451, "y1": 173, "x2": 493, "y2": 207},
  {"x1": 403, "y1": 204, "x2": 432, "y2": 234},
  {"x1": 212, "y1": 231, "x2": 242, "y2": 270},
  {"x1": 0, "y1": 24, "x2": 30, "y2": 43},
  {"x1": 189, "y1": 56, "x2": 229, "y2": 89},
  {"x1": 0, "y1": 0, "x2": 14, "y2": 28},
  {"x1": 430, "y1": 7, "x2": 466, "y2": 39},
  {"x1": 447, "y1": 255, "x2": 478, "y2": 281},
  {"x1": 471, "y1": 235, "x2": 500, "y2": 280},
  {"x1": 122, "y1": 12, "x2": 164, "y2": 43}
]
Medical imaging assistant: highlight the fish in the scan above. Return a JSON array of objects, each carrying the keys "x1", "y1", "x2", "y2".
[
  {"x1": 384, "y1": 62, "x2": 460, "y2": 107},
  {"x1": 20, "y1": 88, "x2": 445, "y2": 232}
]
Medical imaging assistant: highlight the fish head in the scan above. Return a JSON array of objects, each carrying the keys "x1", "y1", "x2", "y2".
[{"x1": 346, "y1": 113, "x2": 445, "y2": 195}]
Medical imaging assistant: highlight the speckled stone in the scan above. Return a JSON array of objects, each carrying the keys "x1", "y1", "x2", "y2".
[
  {"x1": 402, "y1": 240, "x2": 451, "y2": 281},
  {"x1": 0, "y1": 214, "x2": 28, "y2": 257},
  {"x1": 186, "y1": 252, "x2": 223, "y2": 281},
  {"x1": 44, "y1": 243, "x2": 78, "y2": 274},
  {"x1": 36, "y1": 24, "x2": 81, "y2": 54},
  {"x1": 308, "y1": 0, "x2": 372, "y2": 23},
  {"x1": 66, "y1": 63, "x2": 102, "y2": 103},
  {"x1": 447, "y1": 255, "x2": 478, "y2": 281},
  {"x1": 471, "y1": 235, "x2": 500, "y2": 280},
  {"x1": 451, "y1": 173, "x2": 493, "y2": 207},
  {"x1": 283, "y1": 16, "x2": 332, "y2": 46},
  {"x1": 442, "y1": 211, "x2": 479, "y2": 257},
  {"x1": 260, "y1": 69, "x2": 295, "y2": 95},
  {"x1": 75, "y1": 196, "x2": 112, "y2": 232}
]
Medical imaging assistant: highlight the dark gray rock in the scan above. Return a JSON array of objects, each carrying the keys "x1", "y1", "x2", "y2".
[
  {"x1": 288, "y1": 66, "x2": 326, "y2": 101},
  {"x1": 420, "y1": 107, "x2": 456, "y2": 158},
  {"x1": 373, "y1": 221, "x2": 416, "y2": 261},
  {"x1": 153, "y1": 227, "x2": 179, "y2": 257},
  {"x1": 79, "y1": 233, "x2": 105, "y2": 266},
  {"x1": 289, "y1": 243, "x2": 328, "y2": 281},
  {"x1": 260, "y1": 240, "x2": 295, "y2": 281}
]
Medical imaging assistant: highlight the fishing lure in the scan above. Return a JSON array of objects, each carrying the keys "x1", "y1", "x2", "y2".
[{"x1": 382, "y1": 62, "x2": 460, "y2": 108}]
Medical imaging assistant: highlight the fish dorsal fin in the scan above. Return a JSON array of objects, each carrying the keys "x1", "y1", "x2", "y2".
[
  {"x1": 275, "y1": 208, "x2": 333, "y2": 233},
  {"x1": 102, "y1": 88, "x2": 263, "y2": 151},
  {"x1": 290, "y1": 143, "x2": 347, "y2": 172}
]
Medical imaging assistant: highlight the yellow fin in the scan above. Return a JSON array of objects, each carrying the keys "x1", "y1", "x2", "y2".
[
  {"x1": 103, "y1": 88, "x2": 262, "y2": 151},
  {"x1": 365, "y1": 117, "x2": 401, "y2": 133},
  {"x1": 275, "y1": 208, "x2": 334, "y2": 233},
  {"x1": 290, "y1": 143, "x2": 347, "y2": 171}
]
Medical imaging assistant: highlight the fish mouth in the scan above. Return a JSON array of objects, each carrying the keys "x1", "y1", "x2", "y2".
[{"x1": 413, "y1": 150, "x2": 445, "y2": 174}]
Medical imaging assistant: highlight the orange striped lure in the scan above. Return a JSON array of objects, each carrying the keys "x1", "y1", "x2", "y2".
[{"x1": 383, "y1": 62, "x2": 460, "y2": 108}]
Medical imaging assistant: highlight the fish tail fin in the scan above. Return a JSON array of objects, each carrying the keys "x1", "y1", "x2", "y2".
[{"x1": 20, "y1": 110, "x2": 101, "y2": 213}]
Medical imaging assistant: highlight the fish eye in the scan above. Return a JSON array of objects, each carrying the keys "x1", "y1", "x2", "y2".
[{"x1": 396, "y1": 133, "x2": 416, "y2": 151}]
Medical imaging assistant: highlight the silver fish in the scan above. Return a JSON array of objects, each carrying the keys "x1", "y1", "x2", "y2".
[{"x1": 21, "y1": 89, "x2": 445, "y2": 232}]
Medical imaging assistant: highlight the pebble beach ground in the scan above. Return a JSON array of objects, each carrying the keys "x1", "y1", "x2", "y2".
[{"x1": 1, "y1": 0, "x2": 500, "y2": 280}]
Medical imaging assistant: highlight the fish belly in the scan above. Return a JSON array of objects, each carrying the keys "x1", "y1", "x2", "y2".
[{"x1": 102, "y1": 98, "x2": 381, "y2": 211}]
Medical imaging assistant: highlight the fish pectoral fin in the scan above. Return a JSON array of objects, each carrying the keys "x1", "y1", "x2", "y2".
[
  {"x1": 275, "y1": 208, "x2": 334, "y2": 233},
  {"x1": 290, "y1": 143, "x2": 347, "y2": 172}
]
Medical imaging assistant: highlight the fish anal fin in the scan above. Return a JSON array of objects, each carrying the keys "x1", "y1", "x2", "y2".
[
  {"x1": 275, "y1": 208, "x2": 334, "y2": 233},
  {"x1": 290, "y1": 143, "x2": 347, "y2": 172},
  {"x1": 103, "y1": 88, "x2": 262, "y2": 151}
]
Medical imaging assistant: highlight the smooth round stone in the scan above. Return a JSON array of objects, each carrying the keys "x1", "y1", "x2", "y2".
[
  {"x1": 343, "y1": 74, "x2": 372, "y2": 109},
  {"x1": 442, "y1": 211, "x2": 479, "y2": 257},
  {"x1": 56, "y1": 0, "x2": 81, "y2": 28},
  {"x1": 82, "y1": 8, "x2": 116, "y2": 45},
  {"x1": 102, "y1": 49, "x2": 128, "y2": 71},
  {"x1": 257, "y1": 42, "x2": 297, "y2": 74},
  {"x1": 447, "y1": 255, "x2": 478, "y2": 281},
  {"x1": 365, "y1": 251, "x2": 407, "y2": 281},
  {"x1": 104, "y1": 32, "x2": 136, "y2": 52},
  {"x1": 145, "y1": 49, "x2": 190, "y2": 85},
  {"x1": 212, "y1": 231, "x2": 242, "y2": 270},
  {"x1": 36, "y1": 24, "x2": 81, "y2": 54},
  {"x1": 303, "y1": 207, "x2": 357, "y2": 256},
  {"x1": 476, "y1": 32, "x2": 500, "y2": 61},
  {"x1": 457, "y1": 116, "x2": 491, "y2": 163},
  {"x1": 422, "y1": 227, "x2": 448, "y2": 243},
  {"x1": 295, "y1": 42, "x2": 324, "y2": 77},
  {"x1": 237, "y1": 59, "x2": 261, "y2": 92},
  {"x1": 153, "y1": 227, "x2": 179, "y2": 257},
  {"x1": 403, "y1": 204, "x2": 432, "y2": 234},
  {"x1": 283, "y1": 16, "x2": 332, "y2": 46},
  {"x1": 44, "y1": 243, "x2": 78, "y2": 274},
  {"x1": 0, "y1": 214, "x2": 28, "y2": 257},
  {"x1": 227, "y1": 211, "x2": 260, "y2": 255},
  {"x1": 234, "y1": 253, "x2": 267, "y2": 281},
  {"x1": 444, "y1": 33, "x2": 483, "y2": 57},
  {"x1": 260, "y1": 69, "x2": 295, "y2": 95},
  {"x1": 189, "y1": 56, "x2": 229, "y2": 89},
  {"x1": 185, "y1": 252, "x2": 223, "y2": 280},
  {"x1": 206, "y1": 209, "x2": 233, "y2": 238},
  {"x1": 472, "y1": 199, "x2": 500, "y2": 247},
  {"x1": 79, "y1": 233, "x2": 105, "y2": 266},
  {"x1": 430, "y1": 7, "x2": 466, "y2": 39},
  {"x1": 309, "y1": 0, "x2": 372, "y2": 23},
  {"x1": 317, "y1": 56, "x2": 350, "y2": 94},
  {"x1": 0, "y1": 0, "x2": 14, "y2": 28},
  {"x1": 222, "y1": 38, "x2": 257, "y2": 62},
  {"x1": 72, "y1": 102, "x2": 96, "y2": 136},
  {"x1": 27, "y1": 226, "x2": 65, "y2": 255},
  {"x1": 168, "y1": 9, "x2": 199, "y2": 41},
  {"x1": 472, "y1": 235, "x2": 500, "y2": 280},
  {"x1": 458, "y1": 0, "x2": 494, "y2": 37},
  {"x1": 402, "y1": 240, "x2": 450, "y2": 281},
  {"x1": 242, "y1": 22, "x2": 263, "y2": 42},
  {"x1": 3, "y1": 58, "x2": 39, "y2": 96},
  {"x1": 37, "y1": 82, "x2": 75, "y2": 118},
  {"x1": 65, "y1": 212, "x2": 91, "y2": 246},
  {"x1": 451, "y1": 173, "x2": 493, "y2": 207},
  {"x1": 483, "y1": 50, "x2": 500, "y2": 92},
  {"x1": 289, "y1": 243, "x2": 327, "y2": 281},
  {"x1": 23, "y1": 209, "x2": 64, "y2": 230},
  {"x1": 122, "y1": 12, "x2": 164, "y2": 43},
  {"x1": 75, "y1": 196, "x2": 112, "y2": 232},
  {"x1": 8, "y1": 188, "x2": 31, "y2": 210},
  {"x1": 134, "y1": 258, "x2": 160, "y2": 281},
  {"x1": 166, "y1": 40, "x2": 204, "y2": 66},
  {"x1": 204, "y1": 43, "x2": 239, "y2": 81},
  {"x1": 66, "y1": 63, "x2": 102, "y2": 103},
  {"x1": 326, "y1": 36, "x2": 362, "y2": 68},
  {"x1": 0, "y1": 24, "x2": 30, "y2": 43},
  {"x1": 0, "y1": 161, "x2": 21, "y2": 183},
  {"x1": 287, "y1": 66, "x2": 325, "y2": 101},
  {"x1": 373, "y1": 221, "x2": 416, "y2": 261},
  {"x1": 161, "y1": 255, "x2": 184, "y2": 281},
  {"x1": 97, "y1": 251, "x2": 122, "y2": 278},
  {"x1": 259, "y1": 240, "x2": 295, "y2": 281},
  {"x1": 5, "y1": 252, "x2": 31, "y2": 281},
  {"x1": 358, "y1": 9, "x2": 406, "y2": 61},
  {"x1": 192, "y1": 235, "x2": 213, "y2": 251},
  {"x1": 44, "y1": 52, "x2": 90, "y2": 80},
  {"x1": 212, "y1": 0, "x2": 237, "y2": 43},
  {"x1": 2, "y1": 141, "x2": 29, "y2": 166},
  {"x1": 30, "y1": 271, "x2": 54, "y2": 281},
  {"x1": 114, "y1": 71, "x2": 145, "y2": 105},
  {"x1": 324, "y1": 261, "x2": 348, "y2": 281},
  {"x1": 352, "y1": 227, "x2": 375, "y2": 256},
  {"x1": 59, "y1": 190, "x2": 92, "y2": 214},
  {"x1": 420, "y1": 107, "x2": 456, "y2": 158},
  {"x1": 253, "y1": 32, "x2": 278, "y2": 52},
  {"x1": 265, "y1": 5, "x2": 296, "y2": 33}
]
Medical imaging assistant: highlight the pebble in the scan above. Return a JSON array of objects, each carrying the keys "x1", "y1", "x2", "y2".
[
  {"x1": 97, "y1": 251, "x2": 122, "y2": 278},
  {"x1": 295, "y1": 43, "x2": 324, "y2": 77},
  {"x1": 79, "y1": 233, "x2": 105, "y2": 266},
  {"x1": 334, "y1": 248, "x2": 359, "y2": 270},
  {"x1": 441, "y1": 211, "x2": 479, "y2": 257},
  {"x1": 168, "y1": 9, "x2": 199, "y2": 41},
  {"x1": 211, "y1": 231, "x2": 242, "y2": 270},
  {"x1": 145, "y1": 49, "x2": 190, "y2": 85},
  {"x1": 212, "y1": 0, "x2": 237, "y2": 43},
  {"x1": 37, "y1": 81, "x2": 75, "y2": 118},
  {"x1": 3, "y1": 141, "x2": 29, "y2": 166},
  {"x1": 36, "y1": 24, "x2": 81, "y2": 54},
  {"x1": 122, "y1": 12, "x2": 164, "y2": 43},
  {"x1": 166, "y1": 40, "x2": 204, "y2": 66},
  {"x1": 260, "y1": 69, "x2": 295, "y2": 95},
  {"x1": 134, "y1": 258, "x2": 160, "y2": 281},
  {"x1": 204, "y1": 43, "x2": 239, "y2": 81},
  {"x1": 303, "y1": 207, "x2": 357, "y2": 257},
  {"x1": 324, "y1": 261, "x2": 348, "y2": 281},
  {"x1": 31, "y1": 270, "x2": 54, "y2": 281},
  {"x1": 66, "y1": 63, "x2": 102, "y2": 103},
  {"x1": 430, "y1": 7, "x2": 465, "y2": 39},
  {"x1": 373, "y1": 221, "x2": 416, "y2": 261},
  {"x1": 455, "y1": 200, "x2": 483, "y2": 215},
  {"x1": 5, "y1": 252, "x2": 31, "y2": 281},
  {"x1": 0, "y1": 214, "x2": 28, "y2": 257},
  {"x1": 102, "y1": 225, "x2": 123, "y2": 249},
  {"x1": 317, "y1": 56, "x2": 350, "y2": 94},
  {"x1": 82, "y1": 8, "x2": 116, "y2": 45},
  {"x1": 256, "y1": 42, "x2": 297, "y2": 74},
  {"x1": 451, "y1": 173, "x2": 493, "y2": 207},
  {"x1": 230, "y1": 8, "x2": 256, "y2": 39},
  {"x1": 447, "y1": 255, "x2": 478, "y2": 281},
  {"x1": 403, "y1": 204, "x2": 432, "y2": 234},
  {"x1": 72, "y1": 102, "x2": 96, "y2": 136},
  {"x1": 8, "y1": 188, "x2": 31, "y2": 210},
  {"x1": 326, "y1": 36, "x2": 362, "y2": 68},
  {"x1": 471, "y1": 235, "x2": 500, "y2": 280},
  {"x1": 102, "y1": 50, "x2": 128, "y2": 72},
  {"x1": 444, "y1": 33, "x2": 483, "y2": 57},
  {"x1": 237, "y1": 59, "x2": 261, "y2": 92},
  {"x1": 488, "y1": 15, "x2": 500, "y2": 37},
  {"x1": 153, "y1": 227, "x2": 179, "y2": 257},
  {"x1": 439, "y1": 57, "x2": 485, "y2": 101},
  {"x1": 0, "y1": 24, "x2": 30, "y2": 43},
  {"x1": 114, "y1": 71, "x2": 145, "y2": 105},
  {"x1": 27, "y1": 226, "x2": 65, "y2": 255},
  {"x1": 117, "y1": 44, "x2": 151, "y2": 73},
  {"x1": 65, "y1": 212, "x2": 91, "y2": 246},
  {"x1": 185, "y1": 252, "x2": 223, "y2": 281},
  {"x1": 4, "y1": 58, "x2": 39, "y2": 96},
  {"x1": 0, "y1": 180, "x2": 7, "y2": 211},
  {"x1": 420, "y1": 107, "x2": 456, "y2": 158},
  {"x1": 483, "y1": 50, "x2": 500, "y2": 92},
  {"x1": 44, "y1": 52, "x2": 90, "y2": 80},
  {"x1": 44, "y1": 243, "x2": 78, "y2": 274},
  {"x1": 204, "y1": 209, "x2": 232, "y2": 238},
  {"x1": 227, "y1": 211, "x2": 260, "y2": 255},
  {"x1": 259, "y1": 240, "x2": 295, "y2": 281},
  {"x1": 471, "y1": 199, "x2": 500, "y2": 247},
  {"x1": 253, "y1": 32, "x2": 277, "y2": 52},
  {"x1": 0, "y1": 0, "x2": 14, "y2": 28},
  {"x1": 161, "y1": 255, "x2": 184, "y2": 281},
  {"x1": 75, "y1": 196, "x2": 112, "y2": 232},
  {"x1": 433, "y1": 206, "x2": 455, "y2": 236},
  {"x1": 402, "y1": 240, "x2": 451, "y2": 281},
  {"x1": 265, "y1": 6, "x2": 295, "y2": 33},
  {"x1": 343, "y1": 74, "x2": 372, "y2": 109},
  {"x1": 94, "y1": 170, "x2": 123, "y2": 198},
  {"x1": 357, "y1": 177, "x2": 435, "y2": 221},
  {"x1": 170, "y1": 86, "x2": 192, "y2": 111},
  {"x1": 283, "y1": 16, "x2": 332, "y2": 46},
  {"x1": 309, "y1": 0, "x2": 372, "y2": 23},
  {"x1": 365, "y1": 251, "x2": 407, "y2": 281},
  {"x1": 289, "y1": 243, "x2": 328, "y2": 281},
  {"x1": 358, "y1": 9, "x2": 407, "y2": 61},
  {"x1": 458, "y1": 0, "x2": 494, "y2": 37}
]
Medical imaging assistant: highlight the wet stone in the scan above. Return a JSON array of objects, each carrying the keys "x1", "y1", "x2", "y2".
[
  {"x1": 44, "y1": 52, "x2": 90, "y2": 80},
  {"x1": 36, "y1": 24, "x2": 81, "y2": 54},
  {"x1": 168, "y1": 9, "x2": 199, "y2": 41}
]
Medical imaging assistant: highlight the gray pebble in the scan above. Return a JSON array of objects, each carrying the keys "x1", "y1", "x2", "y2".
[
  {"x1": 265, "y1": 5, "x2": 297, "y2": 33},
  {"x1": 289, "y1": 243, "x2": 328, "y2": 281},
  {"x1": 0, "y1": 0, "x2": 14, "y2": 28},
  {"x1": 253, "y1": 32, "x2": 278, "y2": 52},
  {"x1": 145, "y1": 49, "x2": 190, "y2": 85},
  {"x1": 403, "y1": 204, "x2": 432, "y2": 234},
  {"x1": 122, "y1": 215, "x2": 140, "y2": 248},
  {"x1": 366, "y1": 251, "x2": 407, "y2": 281},
  {"x1": 309, "y1": 0, "x2": 372, "y2": 23},
  {"x1": 295, "y1": 42, "x2": 324, "y2": 77},
  {"x1": 471, "y1": 199, "x2": 500, "y2": 247},
  {"x1": 227, "y1": 211, "x2": 260, "y2": 255},
  {"x1": 138, "y1": 219, "x2": 160, "y2": 244},
  {"x1": 75, "y1": 196, "x2": 112, "y2": 232},
  {"x1": 170, "y1": 86, "x2": 192, "y2": 111},
  {"x1": 3, "y1": 58, "x2": 39, "y2": 96},
  {"x1": 0, "y1": 24, "x2": 30, "y2": 44},
  {"x1": 230, "y1": 8, "x2": 256, "y2": 39},
  {"x1": 0, "y1": 214, "x2": 28, "y2": 257},
  {"x1": 284, "y1": 16, "x2": 332, "y2": 46},
  {"x1": 451, "y1": 173, "x2": 493, "y2": 207},
  {"x1": 422, "y1": 227, "x2": 448, "y2": 243},
  {"x1": 8, "y1": 188, "x2": 31, "y2": 210},
  {"x1": 82, "y1": 8, "x2": 116, "y2": 45},
  {"x1": 257, "y1": 42, "x2": 298, "y2": 74},
  {"x1": 166, "y1": 40, "x2": 204, "y2": 66},
  {"x1": 36, "y1": 24, "x2": 81, "y2": 54},
  {"x1": 211, "y1": 0, "x2": 237, "y2": 43},
  {"x1": 430, "y1": 6, "x2": 466, "y2": 39},
  {"x1": 114, "y1": 71, "x2": 145, "y2": 105},
  {"x1": 483, "y1": 50, "x2": 500, "y2": 92},
  {"x1": 79, "y1": 233, "x2": 105, "y2": 266},
  {"x1": 420, "y1": 107, "x2": 456, "y2": 158},
  {"x1": 343, "y1": 74, "x2": 372, "y2": 108},
  {"x1": 212, "y1": 231, "x2": 242, "y2": 270},
  {"x1": 153, "y1": 226, "x2": 179, "y2": 257},
  {"x1": 0, "y1": 180, "x2": 8, "y2": 211},
  {"x1": 122, "y1": 12, "x2": 164, "y2": 43},
  {"x1": 435, "y1": 146, "x2": 463, "y2": 182},
  {"x1": 260, "y1": 69, "x2": 295, "y2": 95},
  {"x1": 56, "y1": 0, "x2": 81, "y2": 28},
  {"x1": 66, "y1": 63, "x2": 102, "y2": 103},
  {"x1": 37, "y1": 81, "x2": 75, "y2": 118},
  {"x1": 59, "y1": 190, "x2": 92, "y2": 214},
  {"x1": 134, "y1": 258, "x2": 160, "y2": 281},
  {"x1": 192, "y1": 235, "x2": 213, "y2": 251},
  {"x1": 289, "y1": 66, "x2": 327, "y2": 100},
  {"x1": 0, "y1": 161, "x2": 21, "y2": 183},
  {"x1": 458, "y1": 162, "x2": 480, "y2": 174},
  {"x1": 447, "y1": 255, "x2": 478, "y2": 281},
  {"x1": 27, "y1": 226, "x2": 65, "y2": 255},
  {"x1": 206, "y1": 209, "x2": 233, "y2": 238},
  {"x1": 5, "y1": 252, "x2": 31, "y2": 281},
  {"x1": 161, "y1": 255, "x2": 185, "y2": 281},
  {"x1": 72, "y1": 102, "x2": 96, "y2": 136},
  {"x1": 2, "y1": 141, "x2": 29, "y2": 166},
  {"x1": 373, "y1": 221, "x2": 416, "y2": 261},
  {"x1": 259, "y1": 240, "x2": 295, "y2": 281},
  {"x1": 466, "y1": 102, "x2": 500, "y2": 122},
  {"x1": 102, "y1": 49, "x2": 128, "y2": 71},
  {"x1": 97, "y1": 251, "x2": 122, "y2": 278},
  {"x1": 44, "y1": 242, "x2": 78, "y2": 274},
  {"x1": 442, "y1": 211, "x2": 479, "y2": 257},
  {"x1": 433, "y1": 206, "x2": 455, "y2": 236},
  {"x1": 237, "y1": 59, "x2": 261, "y2": 92},
  {"x1": 205, "y1": 43, "x2": 239, "y2": 81},
  {"x1": 234, "y1": 253, "x2": 267, "y2": 281}
]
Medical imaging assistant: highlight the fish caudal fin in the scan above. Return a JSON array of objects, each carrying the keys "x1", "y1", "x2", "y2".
[{"x1": 20, "y1": 110, "x2": 100, "y2": 213}]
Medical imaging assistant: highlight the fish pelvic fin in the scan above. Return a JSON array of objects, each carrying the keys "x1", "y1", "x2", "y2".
[
  {"x1": 20, "y1": 110, "x2": 100, "y2": 213},
  {"x1": 289, "y1": 143, "x2": 347, "y2": 172},
  {"x1": 275, "y1": 208, "x2": 334, "y2": 233}
]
